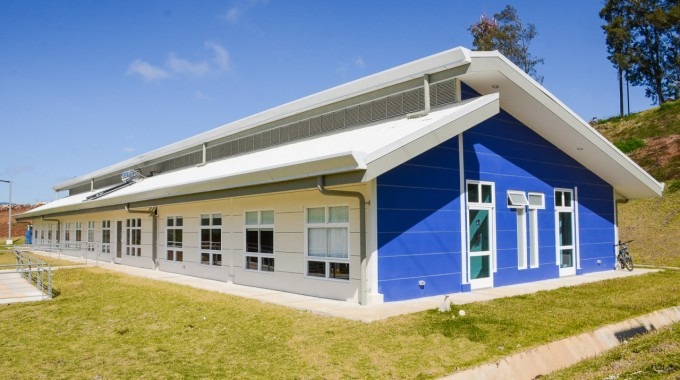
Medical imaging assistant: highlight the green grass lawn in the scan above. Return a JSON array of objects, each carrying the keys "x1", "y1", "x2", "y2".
[{"x1": 1, "y1": 267, "x2": 679, "y2": 379}]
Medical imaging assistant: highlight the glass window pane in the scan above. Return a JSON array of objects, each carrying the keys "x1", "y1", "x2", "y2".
[
  {"x1": 245, "y1": 211, "x2": 258, "y2": 225},
  {"x1": 261, "y1": 210, "x2": 274, "y2": 225},
  {"x1": 246, "y1": 229, "x2": 259, "y2": 252},
  {"x1": 261, "y1": 257, "x2": 275, "y2": 272},
  {"x1": 176, "y1": 217, "x2": 183, "y2": 227},
  {"x1": 467, "y1": 183, "x2": 479, "y2": 203},
  {"x1": 470, "y1": 255, "x2": 490, "y2": 279},
  {"x1": 307, "y1": 207, "x2": 325, "y2": 224},
  {"x1": 176, "y1": 251, "x2": 183, "y2": 262},
  {"x1": 564, "y1": 191, "x2": 572, "y2": 208},
  {"x1": 246, "y1": 256, "x2": 259, "y2": 270},
  {"x1": 308, "y1": 228, "x2": 327, "y2": 257},
  {"x1": 166, "y1": 230, "x2": 174, "y2": 245},
  {"x1": 330, "y1": 262, "x2": 350, "y2": 280},
  {"x1": 327, "y1": 228, "x2": 348, "y2": 258},
  {"x1": 212, "y1": 214, "x2": 222, "y2": 226},
  {"x1": 528, "y1": 193, "x2": 544, "y2": 208},
  {"x1": 260, "y1": 229, "x2": 274, "y2": 253},
  {"x1": 555, "y1": 192, "x2": 563, "y2": 207},
  {"x1": 482, "y1": 185, "x2": 493, "y2": 203},
  {"x1": 167, "y1": 250, "x2": 173, "y2": 260},
  {"x1": 201, "y1": 252, "x2": 210, "y2": 265},
  {"x1": 201, "y1": 229, "x2": 210, "y2": 249},
  {"x1": 329, "y1": 206, "x2": 349, "y2": 223},
  {"x1": 175, "y1": 230, "x2": 182, "y2": 246},
  {"x1": 307, "y1": 261, "x2": 326, "y2": 277},
  {"x1": 167, "y1": 217, "x2": 174, "y2": 227},
  {"x1": 213, "y1": 254, "x2": 222, "y2": 266},
  {"x1": 201, "y1": 215, "x2": 210, "y2": 226},
  {"x1": 560, "y1": 249, "x2": 573, "y2": 268},
  {"x1": 559, "y1": 212, "x2": 573, "y2": 246},
  {"x1": 469, "y1": 209, "x2": 489, "y2": 252},
  {"x1": 211, "y1": 229, "x2": 221, "y2": 250}
]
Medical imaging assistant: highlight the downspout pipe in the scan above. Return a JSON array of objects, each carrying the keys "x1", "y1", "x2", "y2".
[
  {"x1": 316, "y1": 176, "x2": 369, "y2": 305},
  {"x1": 41, "y1": 216, "x2": 61, "y2": 249},
  {"x1": 125, "y1": 204, "x2": 158, "y2": 269}
]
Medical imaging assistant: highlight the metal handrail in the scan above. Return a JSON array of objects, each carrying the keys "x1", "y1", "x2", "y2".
[{"x1": 11, "y1": 248, "x2": 52, "y2": 300}]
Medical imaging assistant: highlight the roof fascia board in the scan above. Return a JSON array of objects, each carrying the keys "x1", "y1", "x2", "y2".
[
  {"x1": 55, "y1": 48, "x2": 472, "y2": 191},
  {"x1": 362, "y1": 94, "x2": 500, "y2": 181},
  {"x1": 468, "y1": 52, "x2": 663, "y2": 198}
]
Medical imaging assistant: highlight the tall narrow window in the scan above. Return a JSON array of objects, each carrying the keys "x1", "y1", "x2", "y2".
[
  {"x1": 507, "y1": 191, "x2": 529, "y2": 270},
  {"x1": 86, "y1": 221, "x2": 95, "y2": 252},
  {"x1": 555, "y1": 189, "x2": 575, "y2": 273},
  {"x1": 305, "y1": 206, "x2": 350, "y2": 280},
  {"x1": 528, "y1": 193, "x2": 545, "y2": 268},
  {"x1": 64, "y1": 223, "x2": 72, "y2": 248},
  {"x1": 101, "y1": 220, "x2": 111, "y2": 253},
  {"x1": 75, "y1": 222, "x2": 83, "y2": 249},
  {"x1": 245, "y1": 210, "x2": 275, "y2": 272},
  {"x1": 126, "y1": 218, "x2": 142, "y2": 256},
  {"x1": 466, "y1": 181, "x2": 495, "y2": 287},
  {"x1": 166, "y1": 216, "x2": 183, "y2": 262},
  {"x1": 200, "y1": 214, "x2": 222, "y2": 266}
]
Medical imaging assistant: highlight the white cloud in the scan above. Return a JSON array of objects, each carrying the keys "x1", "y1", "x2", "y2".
[
  {"x1": 122, "y1": 147, "x2": 135, "y2": 153},
  {"x1": 220, "y1": 0, "x2": 268, "y2": 24},
  {"x1": 353, "y1": 57, "x2": 365, "y2": 69},
  {"x1": 223, "y1": 6, "x2": 242, "y2": 24},
  {"x1": 127, "y1": 42, "x2": 231, "y2": 82},
  {"x1": 126, "y1": 59, "x2": 170, "y2": 81}
]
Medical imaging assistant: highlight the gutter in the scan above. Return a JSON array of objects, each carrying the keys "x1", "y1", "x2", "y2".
[{"x1": 316, "y1": 175, "x2": 369, "y2": 305}]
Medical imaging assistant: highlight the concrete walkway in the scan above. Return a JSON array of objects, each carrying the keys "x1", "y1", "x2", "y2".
[
  {"x1": 0, "y1": 270, "x2": 45, "y2": 304},
  {"x1": 29, "y1": 250, "x2": 656, "y2": 322}
]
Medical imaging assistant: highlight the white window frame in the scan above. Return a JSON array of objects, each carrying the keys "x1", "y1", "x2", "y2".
[
  {"x1": 101, "y1": 220, "x2": 111, "y2": 254},
  {"x1": 166, "y1": 216, "x2": 184, "y2": 262},
  {"x1": 554, "y1": 189, "x2": 576, "y2": 274},
  {"x1": 304, "y1": 205, "x2": 350, "y2": 281},
  {"x1": 507, "y1": 190, "x2": 528, "y2": 270},
  {"x1": 506, "y1": 190, "x2": 529, "y2": 208},
  {"x1": 86, "y1": 221, "x2": 95, "y2": 252},
  {"x1": 200, "y1": 213, "x2": 222, "y2": 266},
  {"x1": 64, "y1": 222, "x2": 72, "y2": 248},
  {"x1": 244, "y1": 210, "x2": 275, "y2": 272},
  {"x1": 75, "y1": 222, "x2": 83, "y2": 249},
  {"x1": 126, "y1": 218, "x2": 142, "y2": 257},
  {"x1": 466, "y1": 180, "x2": 497, "y2": 287},
  {"x1": 528, "y1": 192, "x2": 545, "y2": 268}
]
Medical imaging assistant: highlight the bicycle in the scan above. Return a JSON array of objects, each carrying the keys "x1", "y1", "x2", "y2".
[{"x1": 615, "y1": 240, "x2": 634, "y2": 271}]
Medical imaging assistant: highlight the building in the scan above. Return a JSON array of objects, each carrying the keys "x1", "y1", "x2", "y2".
[{"x1": 18, "y1": 47, "x2": 663, "y2": 305}]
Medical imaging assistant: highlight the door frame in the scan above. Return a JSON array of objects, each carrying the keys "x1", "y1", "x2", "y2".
[
  {"x1": 555, "y1": 188, "x2": 576, "y2": 276},
  {"x1": 466, "y1": 180, "x2": 496, "y2": 289}
]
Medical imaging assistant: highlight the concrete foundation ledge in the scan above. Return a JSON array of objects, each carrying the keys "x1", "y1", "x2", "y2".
[{"x1": 442, "y1": 306, "x2": 680, "y2": 380}]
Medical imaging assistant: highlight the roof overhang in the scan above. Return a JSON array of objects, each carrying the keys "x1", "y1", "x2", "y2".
[
  {"x1": 19, "y1": 94, "x2": 499, "y2": 220},
  {"x1": 460, "y1": 51, "x2": 664, "y2": 199}
]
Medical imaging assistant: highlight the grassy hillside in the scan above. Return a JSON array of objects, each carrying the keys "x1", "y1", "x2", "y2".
[{"x1": 593, "y1": 99, "x2": 680, "y2": 267}]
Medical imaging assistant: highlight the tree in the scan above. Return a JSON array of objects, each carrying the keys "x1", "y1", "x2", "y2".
[
  {"x1": 469, "y1": 5, "x2": 544, "y2": 83},
  {"x1": 601, "y1": 0, "x2": 680, "y2": 104}
]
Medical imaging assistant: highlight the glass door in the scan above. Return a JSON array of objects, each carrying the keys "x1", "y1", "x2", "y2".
[
  {"x1": 467, "y1": 181, "x2": 495, "y2": 289},
  {"x1": 555, "y1": 189, "x2": 576, "y2": 276}
]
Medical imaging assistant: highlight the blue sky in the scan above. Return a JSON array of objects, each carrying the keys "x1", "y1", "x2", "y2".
[{"x1": 0, "y1": 1, "x2": 654, "y2": 204}]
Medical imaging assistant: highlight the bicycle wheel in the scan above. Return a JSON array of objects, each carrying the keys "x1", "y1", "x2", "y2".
[{"x1": 623, "y1": 254, "x2": 634, "y2": 271}]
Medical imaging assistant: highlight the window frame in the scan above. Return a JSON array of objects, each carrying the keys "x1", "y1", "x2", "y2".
[
  {"x1": 166, "y1": 216, "x2": 184, "y2": 262},
  {"x1": 244, "y1": 210, "x2": 275, "y2": 273},
  {"x1": 200, "y1": 213, "x2": 222, "y2": 266},
  {"x1": 125, "y1": 218, "x2": 142, "y2": 257},
  {"x1": 304, "y1": 205, "x2": 350, "y2": 281},
  {"x1": 86, "y1": 221, "x2": 95, "y2": 252},
  {"x1": 101, "y1": 220, "x2": 111, "y2": 254},
  {"x1": 528, "y1": 192, "x2": 545, "y2": 268}
]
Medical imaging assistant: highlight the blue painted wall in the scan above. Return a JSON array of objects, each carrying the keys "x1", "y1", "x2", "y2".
[
  {"x1": 376, "y1": 136, "x2": 463, "y2": 302},
  {"x1": 377, "y1": 84, "x2": 616, "y2": 301}
]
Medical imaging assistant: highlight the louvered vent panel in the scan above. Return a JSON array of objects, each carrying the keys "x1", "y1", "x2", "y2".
[
  {"x1": 310, "y1": 116, "x2": 322, "y2": 135},
  {"x1": 345, "y1": 106, "x2": 358, "y2": 127},
  {"x1": 432, "y1": 80, "x2": 456, "y2": 107},
  {"x1": 321, "y1": 114, "x2": 333, "y2": 133},
  {"x1": 403, "y1": 88, "x2": 421, "y2": 113},
  {"x1": 386, "y1": 94, "x2": 402, "y2": 117},
  {"x1": 332, "y1": 110, "x2": 345, "y2": 130},
  {"x1": 261, "y1": 130, "x2": 272, "y2": 148},
  {"x1": 297, "y1": 120, "x2": 310, "y2": 139},
  {"x1": 371, "y1": 98, "x2": 387, "y2": 121},
  {"x1": 358, "y1": 103, "x2": 372, "y2": 124}
]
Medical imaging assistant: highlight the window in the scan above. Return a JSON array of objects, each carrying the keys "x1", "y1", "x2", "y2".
[
  {"x1": 75, "y1": 222, "x2": 82, "y2": 248},
  {"x1": 166, "y1": 216, "x2": 183, "y2": 262},
  {"x1": 200, "y1": 214, "x2": 222, "y2": 266},
  {"x1": 47, "y1": 224, "x2": 52, "y2": 242},
  {"x1": 102, "y1": 220, "x2": 111, "y2": 253},
  {"x1": 126, "y1": 218, "x2": 142, "y2": 256},
  {"x1": 555, "y1": 189, "x2": 575, "y2": 270},
  {"x1": 86, "y1": 221, "x2": 95, "y2": 252},
  {"x1": 466, "y1": 181, "x2": 495, "y2": 284},
  {"x1": 528, "y1": 193, "x2": 545, "y2": 268},
  {"x1": 467, "y1": 182, "x2": 493, "y2": 204},
  {"x1": 507, "y1": 191, "x2": 528, "y2": 269},
  {"x1": 64, "y1": 223, "x2": 71, "y2": 247},
  {"x1": 244, "y1": 210, "x2": 274, "y2": 272},
  {"x1": 305, "y1": 206, "x2": 350, "y2": 280}
]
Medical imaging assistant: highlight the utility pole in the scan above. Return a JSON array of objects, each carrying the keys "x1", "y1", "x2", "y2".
[{"x1": 1, "y1": 180, "x2": 11, "y2": 245}]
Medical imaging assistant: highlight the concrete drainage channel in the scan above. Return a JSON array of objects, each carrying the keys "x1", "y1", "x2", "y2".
[{"x1": 443, "y1": 306, "x2": 680, "y2": 380}]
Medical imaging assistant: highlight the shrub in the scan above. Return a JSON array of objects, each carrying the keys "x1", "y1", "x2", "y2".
[{"x1": 615, "y1": 138, "x2": 645, "y2": 153}]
